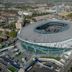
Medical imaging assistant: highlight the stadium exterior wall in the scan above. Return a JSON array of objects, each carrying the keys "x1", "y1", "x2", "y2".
[{"x1": 18, "y1": 31, "x2": 72, "y2": 57}]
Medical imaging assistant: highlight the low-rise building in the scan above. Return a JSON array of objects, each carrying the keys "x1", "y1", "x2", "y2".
[
  {"x1": 15, "y1": 17, "x2": 23, "y2": 30},
  {"x1": 18, "y1": 11, "x2": 33, "y2": 16}
]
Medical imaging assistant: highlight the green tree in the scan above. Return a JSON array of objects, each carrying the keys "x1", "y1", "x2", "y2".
[{"x1": 9, "y1": 31, "x2": 17, "y2": 38}]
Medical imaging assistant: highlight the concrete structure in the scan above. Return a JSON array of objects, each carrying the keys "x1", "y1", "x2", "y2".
[
  {"x1": 50, "y1": 4, "x2": 72, "y2": 14},
  {"x1": 18, "y1": 11, "x2": 33, "y2": 16},
  {"x1": 16, "y1": 22, "x2": 22, "y2": 30},
  {"x1": 18, "y1": 68, "x2": 24, "y2": 72},
  {"x1": 18, "y1": 19, "x2": 72, "y2": 57},
  {"x1": 16, "y1": 17, "x2": 23, "y2": 30},
  {"x1": 23, "y1": 12, "x2": 33, "y2": 16}
]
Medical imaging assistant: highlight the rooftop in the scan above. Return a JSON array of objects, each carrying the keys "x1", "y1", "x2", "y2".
[{"x1": 18, "y1": 19, "x2": 72, "y2": 43}]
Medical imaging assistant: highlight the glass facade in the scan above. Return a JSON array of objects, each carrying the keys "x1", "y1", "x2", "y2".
[
  {"x1": 21, "y1": 41, "x2": 72, "y2": 57},
  {"x1": 18, "y1": 19, "x2": 72, "y2": 57}
]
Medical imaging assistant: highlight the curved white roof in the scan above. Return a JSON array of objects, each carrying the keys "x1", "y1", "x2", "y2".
[{"x1": 19, "y1": 19, "x2": 72, "y2": 43}]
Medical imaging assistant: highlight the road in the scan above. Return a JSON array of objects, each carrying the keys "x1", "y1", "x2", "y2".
[{"x1": 0, "y1": 45, "x2": 14, "y2": 53}]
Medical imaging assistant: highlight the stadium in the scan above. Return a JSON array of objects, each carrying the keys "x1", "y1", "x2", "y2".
[{"x1": 18, "y1": 19, "x2": 72, "y2": 57}]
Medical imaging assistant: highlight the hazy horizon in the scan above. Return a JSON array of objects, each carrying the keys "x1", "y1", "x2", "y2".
[{"x1": 1, "y1": 0, "x2": 72, "y2": 3}]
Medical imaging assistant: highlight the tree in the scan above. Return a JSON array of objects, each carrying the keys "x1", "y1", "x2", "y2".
[{"x1": 9, "y1": 31, "x2": 17, "y2": 38}]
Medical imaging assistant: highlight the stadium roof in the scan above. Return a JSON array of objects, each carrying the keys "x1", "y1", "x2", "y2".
[{"x1": 18, "y1": 19, "x2": 72, "y2": 43}]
